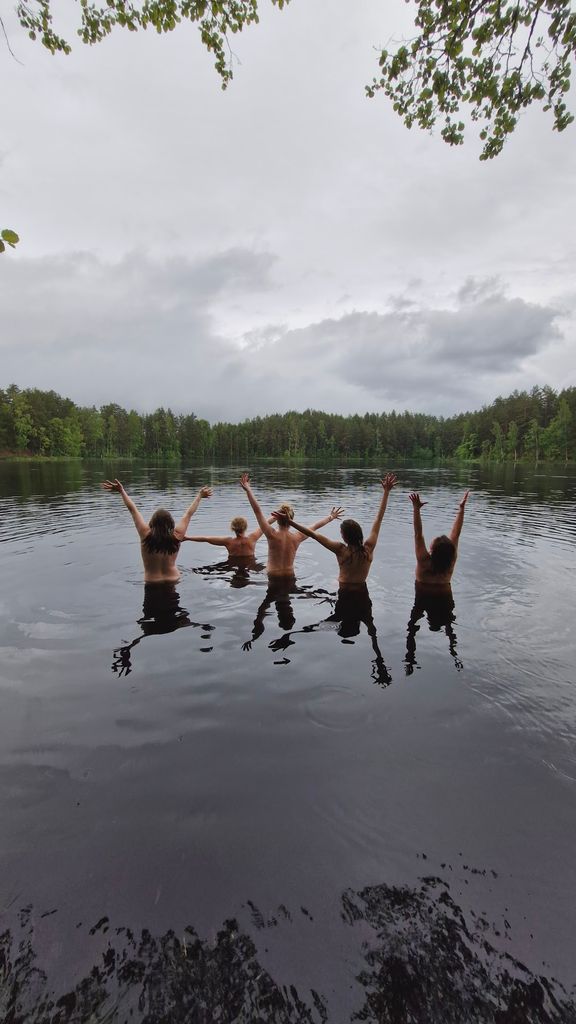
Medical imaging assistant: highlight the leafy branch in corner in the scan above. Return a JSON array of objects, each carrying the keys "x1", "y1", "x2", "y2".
[{"x1": 367, "y1": 0, "x2": 576, "y2": 158}]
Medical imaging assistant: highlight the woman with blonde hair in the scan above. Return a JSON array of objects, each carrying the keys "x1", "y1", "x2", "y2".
[{"x1": 184, "y1": 513, "x2": 271, "y2": 559}]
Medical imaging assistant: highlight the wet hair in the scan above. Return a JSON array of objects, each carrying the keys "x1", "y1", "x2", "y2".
[
  {"x1": 278, "y1": 502, "x2": 295, "y2": 520},
  {"x1": 230, "y1": 516, "x2": 248, "y2": 536},
  {"x1": 142, "y1": 509, "x2": 180, "y2": 555},
  {"x1": 340, "y1": 518, "x2": 369, "y2": 559},
  {"x1": 429, "y1": 535, "x2": 456, "y2": 574}
]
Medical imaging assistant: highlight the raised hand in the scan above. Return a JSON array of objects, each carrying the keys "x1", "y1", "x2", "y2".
[
  {"x1": 271, "y1": 510, "x2": 290, "y2": 526},
  {"x1": 240, "y1": 473, "x2": 251, "y2": 491},
  {"x1": 102, "y1": 478, "x2": 123, "y2": 493},
  {"x1": 381, "y1": 473, "x2": 398, "y2": 491},
  {"x1": 409, "y1": 492, "x2": 427, "y2": 510},
  {"x1": 459, "y1": 490, "x2": 471, "y2": 508},
  {"x1": 199, "y1": 486, "x2": 213, "y2": 499},
  {"x1": 329, "y1": 506, "x2": 345, "y2": 520}
]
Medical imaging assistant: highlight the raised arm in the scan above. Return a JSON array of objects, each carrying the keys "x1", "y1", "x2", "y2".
[
  {"x1": 173, "y1": 486, "x2": 212, "y2": 540},
  {"x1": 271, "y1": 512, "x2": 343, "y2": 554},
  {"x1": 365, "y1": 473, "x2": 397, "y2": 552},
  {"x1": 449, "y1": 490, "x2": 470, "y2": 545},
  {"x1": 408, "y1": 492, "x2": 429, "y2": 562},
  {"x1": 298, "y1": 506, "x2": 345, "y2": 543},
  {"x1": 248, "y1": 516, "x2": 276, "y2": 542},
  {"x1": 102, "y1": 479, "x2": 149, "y2": 539},
  {"x1": 240, "y1": 474, "x2": 275, "y2": 538}
]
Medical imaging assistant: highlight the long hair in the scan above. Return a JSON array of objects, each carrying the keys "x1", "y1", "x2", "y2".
[
  {"x1": 429, "y1": 535, "x2": 456, "y2": 574},
  {"x1": 340, "y1": 518, "x2": 369, "y2": 559},
  {"x1": 142, "y1": 509, "x2": 180, "y2": 555}
]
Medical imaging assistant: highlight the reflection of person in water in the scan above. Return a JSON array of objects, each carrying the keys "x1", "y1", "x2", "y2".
[
  {"x1": 405, "y1": 586, "x2": 462, "y2": 674},
  {"x1": 192, "y1": 556, "x2": 266, "y2": 589},
  {"x1": 242, "y1": 578, "x2": 332, "y2": 653},
  {"x1": 111, "y1": 583, "x2": 214, "y2": 676},
  {"x1": 102, "y1": 479, "x2": 212, "y2": 583},
  {"x1": 408, "y1": 489, "x2": 470, "y2": 588},
  {"x1": 266, "y1": 583, "x2": 391, "y2": 685}
]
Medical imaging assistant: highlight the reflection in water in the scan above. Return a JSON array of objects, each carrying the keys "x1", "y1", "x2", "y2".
[
  {"x1": 268, "y1": 585, "x2": 391, "y2": 687},
  {"x1": 3, "y1": 877, "x2": 575, "y2": 1024},
  {"x1": 112, "y1": 584, "x2": 215, "y2": 676},
  {"x1": 242, "y1": 578, "x2": 333, "y2": 655},
  {"x1": 405, "y1": 585, "x2": 462, "y2": 675},
  {"x1": 346, "y1": 875, "x2": 576, "y2": 1023},
  {"x1": 193, "y1": 556, "x2": 266, "y2": 589}
]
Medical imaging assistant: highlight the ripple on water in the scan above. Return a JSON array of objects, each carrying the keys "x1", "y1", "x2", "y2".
[{"x1": 303, "y1": 684, "x2": 372, "y2": 732}]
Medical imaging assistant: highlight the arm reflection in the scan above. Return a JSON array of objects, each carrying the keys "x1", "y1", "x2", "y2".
[
  {"x1": 243, "y1": 580, "x2": 333, "y2": 654},
  {"x1": 405, "y1": 584, "x2": 462, "y2": 675},
  {"x1": 112, "y1": 583, "x2": 215, "y2": 676},
  {"x1": 267, "y1": 584, "x2": 391, "y2": 686}
]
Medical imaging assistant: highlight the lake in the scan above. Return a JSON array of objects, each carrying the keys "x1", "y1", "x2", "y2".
[{"x1": 1, "y1": 459, "x2": 575, "y2": 1023}]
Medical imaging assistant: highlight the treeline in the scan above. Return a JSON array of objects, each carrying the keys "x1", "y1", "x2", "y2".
[{"x1": 0, "y1": 383, "x2": 574, "y2": 463}]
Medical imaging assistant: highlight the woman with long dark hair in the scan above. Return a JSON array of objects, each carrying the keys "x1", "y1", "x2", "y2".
[
  {"x1": 102, "y1": 478, "x2": 212, "y2": 583},
  {"x1": 271, "y1": 474, "x2": 397, "y2": 586},
  {"x1": 408, "y1": 490, "x2": 470, "y2": 588}
]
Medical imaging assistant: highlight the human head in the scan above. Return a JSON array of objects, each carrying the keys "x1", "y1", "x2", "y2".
[
  {"x1": 276, "y1": 502, "x2": 295, "y2": 526},
  {"x1": 144, "y1": 508, "x2": 180, "y2": 555},
  {"x1": 429, "y1": 535, "x2": 456, "y2": 574},
  {"x1": 340, "y1": 518, "x2": 365, "y2": 549},
  {"x1": 230, "y1": 515, "x2": 248, "y2": 536},
  {"x1": 149, "y1": 508, "x2": 175, "y2": 532}
]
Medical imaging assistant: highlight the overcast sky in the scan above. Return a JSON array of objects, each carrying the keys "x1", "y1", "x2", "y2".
[{"x1": 1, "y1": 0, "x2": 575, "y2": 421}]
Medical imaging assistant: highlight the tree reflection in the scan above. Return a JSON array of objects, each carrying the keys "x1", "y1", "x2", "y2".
[
  {"x1": 2, "y1": 879, "x2": 575, "y2": 1023},
  {"x1": 405, "y1": 585, "x2": 463, "y2": 675},
  {"x1": 111, "y1": 583, "x2": 214, "y2": 676}
]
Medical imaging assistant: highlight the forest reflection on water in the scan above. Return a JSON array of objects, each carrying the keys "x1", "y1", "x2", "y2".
[
  {"x1": 3, "y1": 873, "x2": 576, "y2": 1024},
  {"x1": 1, "y1": 460, "x2": 576, "y2": 1022}
]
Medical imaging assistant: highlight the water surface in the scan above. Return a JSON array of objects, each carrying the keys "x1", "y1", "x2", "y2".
[{"x1": 1, "y1": 460, "x2": 575, "y2": 1022}]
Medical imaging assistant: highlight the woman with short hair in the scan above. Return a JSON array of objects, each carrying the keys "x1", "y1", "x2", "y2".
[{"x1": 184, "y1": 513, "x2": 270, "y2": 559}]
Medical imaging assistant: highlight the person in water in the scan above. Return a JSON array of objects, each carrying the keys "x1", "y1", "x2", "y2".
[
  {"x1": 408, "y1": 489, "x2": 470, "y2": 588},
  {"x1": 102, "y1": 478, "x2": 212, "y2": 583},
  {"x1": 271, "y1": 473, "x2": 398, "y2": 586},
  {"x1": 183, "y1": 513, "x2": 274, "y2": 559},
  {"x1": 240, "y1": 473, "x2": 345, "y2": 577}
]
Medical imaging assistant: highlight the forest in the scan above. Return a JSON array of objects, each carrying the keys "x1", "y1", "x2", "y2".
[{"x1": 0, "y1": 383, "x2": 574, "y2": 463}]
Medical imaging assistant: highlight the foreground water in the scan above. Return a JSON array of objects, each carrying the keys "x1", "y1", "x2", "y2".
[{"x1": 1, "y1": 460, "x2": 575, "y2": 1023}]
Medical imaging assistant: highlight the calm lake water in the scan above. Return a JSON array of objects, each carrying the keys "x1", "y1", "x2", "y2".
[{"x1": 1, "y1": 460, "x2": 575, "y2": 1023}]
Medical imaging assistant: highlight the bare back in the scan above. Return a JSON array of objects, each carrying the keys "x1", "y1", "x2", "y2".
[
  {"x1": 140, "y1": 539, "x2": 181, "y2": 584},
  {"x1": 225, "y1": 534, "x2": 259, "y2": 558},
  {"x1": 336, "y1": 545, "x2": 374, "y2": 587},
  {"x1": 415, "y1": 552, "x2": 456, "y2": 590},
  {"x1": 265, "y1": 526, "x2": 303, "y2": 577}
]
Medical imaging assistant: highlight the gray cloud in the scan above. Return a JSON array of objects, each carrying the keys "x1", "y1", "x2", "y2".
[{"x1": 1, "y1": 252, "x2": 567, "y2": 421}]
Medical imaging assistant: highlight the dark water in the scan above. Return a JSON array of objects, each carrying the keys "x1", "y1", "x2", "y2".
[{"x1": 1, "y1": 460, "x2": 575, "y2": 1023}]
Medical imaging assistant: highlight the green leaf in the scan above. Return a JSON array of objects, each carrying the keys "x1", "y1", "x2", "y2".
[{"x1": 1, "y1": 229, "x2": 19, "y2": 244}]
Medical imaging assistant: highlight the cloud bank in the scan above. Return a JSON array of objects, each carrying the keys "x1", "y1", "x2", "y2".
[{"x1": 1, "y1": 252, "x2": 569, "y2": 421}]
